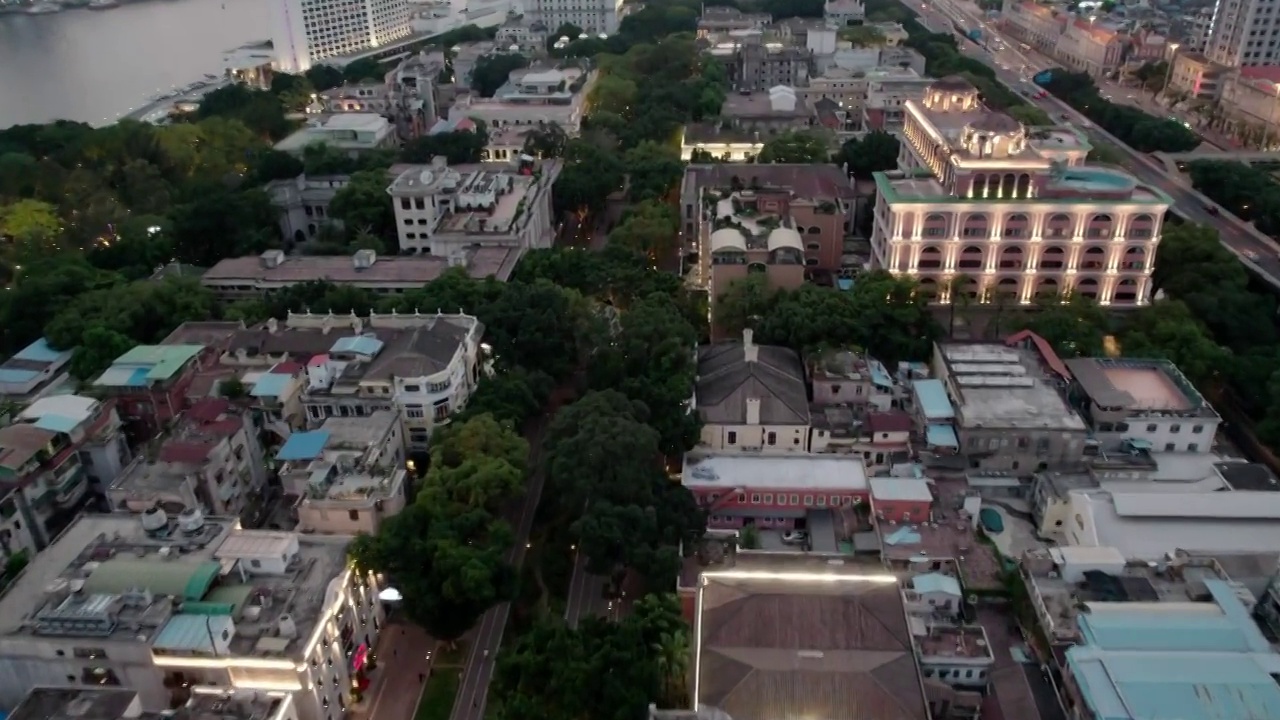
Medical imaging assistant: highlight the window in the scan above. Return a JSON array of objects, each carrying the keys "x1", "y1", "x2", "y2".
[
  {"x1": 1165, "y1": 443, "x2": 1176, "y2": 451},
  {"x1": 817, "y1": 496, "x2": 826, "y2": 506},
  {"x1": 1170, "y1": 424, "x2": 1181, "y2": 433},
  {"x1": 403, "y1": 384, "x2": 421, "y2": 393},
  {"x1": 803, "y1": 495, "x2": 814, "y2": 505},
  {"x1": 1188, "y1": 443, "x2": 1199, "y2": 452},
  {"x1": 1192, "y1": 424, "x2": 1205, "y2": 434},
  {"x1": 1146, "y1": 423, "x2": 1157, "y2": 432},
  {"x1": 405, "y1": 406, "x2": 425, "y2": 419},
  {"x1": 727, "y1": 431, "x2": 738, "y2": 445},
  {"x1": 831, "y1": 495, "x2": 840, "y2": 505},
  {"x1": 736, "y1": 492, "x2": 747, "y2": 503},
  {"x1": 777, "y1": 494, "x2": 787, "y2": 505},
  {"x1": 763, "y1": 494, "x2": 773, "y2": 503},
  {"x1": 250, "y1": 559, "x2": 262, "y2": 568},
  {"x1": 73, "y1": 648, "x2": 108, "y2": 660},
  {"x1": 348, "y1": 509, "x2": 360, "y2": 521},
  {"x1": 790, "y1": 494, "x2": 799, "y2": 504},
  {"x1": 751, "y1": 493, "x2": 762, "y2": 503},
  {"x1": 767, "y1": 431, "x2": 777, "y2": 445}
]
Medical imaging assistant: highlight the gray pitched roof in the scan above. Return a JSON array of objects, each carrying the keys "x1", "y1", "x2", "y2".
[
  {"x1": 697, "y1": 342, "x2": 810, "y2": 425},
  {"x1": 697, "y1": 575, "x2": 929, "y2": 720}
]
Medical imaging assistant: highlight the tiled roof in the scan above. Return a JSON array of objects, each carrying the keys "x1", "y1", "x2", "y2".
[{"x1": 697, "y1": 342, "x2": 810, "y2": 426}]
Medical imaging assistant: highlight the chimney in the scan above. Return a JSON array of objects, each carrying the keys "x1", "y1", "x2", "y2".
[
  {"x1": 746, "y1": 397, "x2": 761, "y2": 426},
  {"x1": 743, "y1": 328, "x2": 758, "y2": 363}
]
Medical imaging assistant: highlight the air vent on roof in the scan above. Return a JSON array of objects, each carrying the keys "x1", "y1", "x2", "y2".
[
  {"x1": 141, "y1": 506, "x2": 169, "y2": 535},
  {"x1": 178, "y1": 507, "x2": 206, "y2": 534}
]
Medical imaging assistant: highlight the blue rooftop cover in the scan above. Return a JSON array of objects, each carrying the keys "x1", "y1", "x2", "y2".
[
  {"x1": 33, "y1": 415, "x2": 81, "y2": 434},
  {"x1": 913, "y1": 380, "x2": 955, "y2": 421},
  {"x1": 867, "y1": 358, "x2": 893, "y2": 389},
  {"x1": 913, "y1": 572, "x2": 961, "y2": 596},
  {"x1": 0, "y1": 369, "x2": 38, "y2": 383},
  {"x1": 1078, "y1": 579, "x2": 1272, "y2": 654},
  {"x1": 153, "y1": 614, "x2": 235, "y2": 654},
  {"x1": 331, "y1": 336, "x2": 385, "y2": 356},
  {"x1": 1069, "y1": 649, "x2": 1280, "y2": 720},
  {"x1": 15, "y1": 338, "x2": 70, "y2": 363},
  {"x1": 126, "y1": 367, "x2": 152, "y2": 386},
  {"x1": 251, "y1": 373, "x2": 293, "y2": 398},
  {"x1": 277, "y1": 430, "x2": 331, "y2": 461},
  {"x1": 926, "y1": 424, "x2": 959, "y2": 448},
  {"x1": 883, "y1": 526, "x2": 922, "y2": 546}
]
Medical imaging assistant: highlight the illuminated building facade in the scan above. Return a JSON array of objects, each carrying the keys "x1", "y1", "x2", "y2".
[
  {"x1": 0, "y1": 513, "x2": 383, "y2": 720},
  {"x1": 870, "y1": 77, "x2": 1171, "y2": 307},
  {"x1": 270, "y1": 0, "x2": 411, "y2": 73}
]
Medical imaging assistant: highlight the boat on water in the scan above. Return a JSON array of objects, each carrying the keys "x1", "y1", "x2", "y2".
[
  {"x1": 88, "y1": 0, "x2": 119, "y2": 9},
  {"x1": 25, "y1": 2, "x2": 63, "y2": 13}
]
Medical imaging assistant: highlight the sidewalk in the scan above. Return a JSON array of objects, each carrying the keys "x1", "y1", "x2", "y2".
[{"x1": 354, "y1": 623, "x2": 438, "y2": 720}]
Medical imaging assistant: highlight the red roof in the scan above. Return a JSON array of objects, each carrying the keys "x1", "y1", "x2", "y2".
[
  {"x1": 308, "y1": 354, "x2": 329, "y2": 367},
  {"x1": 1241, "y1": 66, "x2": 1280, "y2": 83},
  {"x1": 270, "y1": 361, "x2": 304, "y2": 376},
  {"x1": 1004, "y1": 330, "x2": 1072, "y2": 380},
  {"x1": 867, "y1": 410, "x2": 913, "y2": 434}
]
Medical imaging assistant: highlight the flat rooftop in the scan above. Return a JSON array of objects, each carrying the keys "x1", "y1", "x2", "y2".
[
  {"x1": 0, "y1": 513, "x2": 350, "y2": 660},
  {"x1": 695, "y1": 565, "x2": 929, "y2": 720},
  {"x1": 915, "y1": 624, "x2": 994, "y2": 661},
  {"x1": 202, "y1": 248, "x2": 520, "y2": 286},
  {"x1": 939, "y1": 343, "x2": 1085, "y2": 431},
  {"x1": 8, "y1": 689, "x2": 287, "y2": 720},
  {"x1": 682, "y1": 452, "x2": 868, "y2": 491},
  {"x1": 880, "y1": 479, "x2": 1003, "y2": 589},
  {"x1": 1066, "y1": 358, "x2": 1217, "y2": 418},
  {"x1": 1070, "y1": 491, "x2": 1280, "y2": 559}
]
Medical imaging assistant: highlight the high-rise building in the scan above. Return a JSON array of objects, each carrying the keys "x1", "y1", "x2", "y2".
[
  {"x1": 871, "y1": 77, "x2": 1171, "y2": 307},
  {"x1": 270, "y1": 0, "x2": 412, "y2": 73},
  {"x1": 525, "y1": 0, "x2": 623, "y2": 35},
  {"x1": 1206, "y1": 0, "x2": 1280, "y2": 66}
]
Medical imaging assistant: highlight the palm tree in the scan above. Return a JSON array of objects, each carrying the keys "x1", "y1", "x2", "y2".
[
  {"x1": 653, "y1": 630, "x2": 691, "y2": 708},
  {"x1": 947, "y1": 273, "x2": 975, "y2": 338}
]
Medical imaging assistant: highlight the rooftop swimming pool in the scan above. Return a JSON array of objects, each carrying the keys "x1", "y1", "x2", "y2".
[{"x1": 1056, "y1": 168, "x2": 1137, "y2": 192}]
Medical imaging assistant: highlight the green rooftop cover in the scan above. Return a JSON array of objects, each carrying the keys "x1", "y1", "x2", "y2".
[{"x1": 83, "y1": 559, "x2": 221, "y2": 600}]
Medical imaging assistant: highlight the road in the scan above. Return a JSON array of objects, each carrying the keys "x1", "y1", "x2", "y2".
[
  {"x1": 563, "y1": 550, "x2": 612, "y2": 628},
  {"x1": 448, "y1": 413, "x2": 553, "y2": 720},
  {"x1": 914, "y1": 0, "x2": 1280, "y2": 284}
]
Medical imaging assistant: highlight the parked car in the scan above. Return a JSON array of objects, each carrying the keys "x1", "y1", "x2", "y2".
[
  {"x1": 1205, "y1": 204, "x2": 1220, "y2": 216},
  {"x1": 782, "y1": 530, "x2": 809, "y2": 545}
]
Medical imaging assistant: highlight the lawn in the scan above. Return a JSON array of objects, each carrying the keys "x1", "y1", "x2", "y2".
[{"x1": 414, "y1": 667, "x2": 461, "y2": 720}]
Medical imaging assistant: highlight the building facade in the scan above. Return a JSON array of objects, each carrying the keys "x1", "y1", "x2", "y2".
[
  {"x1": 1064, "y1": 358, "x2": 1221, "y2": 454},
  {"x1": 873, "y1": 77, "x2": 1171, "y2": 307},
  {"x1": 0, "y1": 514, "x2": 382, "y2": 720},
  {"x1": 270, "y1": 0, "x2": 412, "y2": 72},
  {"x1": 386, "y1": 157, "x2": 560, "y2": 257},
  {"x1": 92, "y1": 345, "x2": 211, "y2": 439},
  {"x1": 683, "y1": 453, "x2": 870, "y2": 530},
  {"x1": 524, "y1": 0, "x2": 622, "y2": 35},
  {"x1": 1206, "y1": 0, "x2": 1280, "y2": 66},
  {"x1": 696, "y1": 331, "x2": 812, "y2": 453},
  {"x1": 0, "y1": 339, "x2": 72, "y2": 401},
  {"x1": 106, "y1": 399, "x2": 268, "y2": 520},
  {"x1": 275, "y1": 412, "x2": 408, "y2": 535}
]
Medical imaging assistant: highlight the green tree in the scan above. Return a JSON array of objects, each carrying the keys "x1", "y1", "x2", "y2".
[
  {"x1": 623, "y1": 141, "x2": 684, "y2": 202},
  {"x1": 416, "y1": 414, "x2": 528, "y2": 514},
  {"x1": 607, "y1": 201, "x2": 679, "y2": 261},
  {"x1": 401, "y1": 126, "x2": 489, "y2": 164},
  {"x1": 349, "y1": 502, "x2": 514, "y2": 643},
  {"x1": 757, "y1": 130, "x2": 831, "y2": 164},
  {"x1": 1011, "y1": 293, "x2": 1110, "y2": 358},
  {"x1": 329, "y1": 170, "x2": 399, "y2": 250},
  {"x1": 1119, "y1": 301, "x2": 1229, "y2": 387},
  {"x1": 1007, "y1": 104, "x2": 1052, "y2": 125},
  {"x1": 67, "y1": 326, "x2": 136, "y2": 380},
  {"x1": 833, "y1": 130, "x2": 901, "y2": 178},
  {"x1": 470, "y1": 53, "x2": 529, "y2": 97},
  {"x1": 553, "y1": 140, "x2": 625, "y2": 217},
  {"x1": 1, "y1": 199, "x2": 62, "y2": 246}
]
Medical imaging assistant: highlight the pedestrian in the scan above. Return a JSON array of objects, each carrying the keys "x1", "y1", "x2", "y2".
[{"x1": 418, "y1": 672, "x2": 425, "y2": 683}]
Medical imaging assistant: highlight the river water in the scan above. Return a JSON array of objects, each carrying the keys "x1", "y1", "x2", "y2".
[{"x1": 0, "y1": 0, "x2": 267, "y2": 129}]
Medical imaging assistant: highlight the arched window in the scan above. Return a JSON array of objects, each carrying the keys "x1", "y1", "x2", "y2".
[
  {"x1": 1040, "y1": 246, "x2": 1066, "y2": 270},
  {"x1": 999, "y1": 245, "x2": 1024, "y2": 269},
  {"x1": 918, "y1": 246, "x2": 943, "y2": 269},
  {"x1": 958, "y1": 245, "x2": 984, "y2": 270}
]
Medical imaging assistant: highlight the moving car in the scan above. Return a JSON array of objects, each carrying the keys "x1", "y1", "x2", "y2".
[
  {"x1": 1205, "y1": 204, "x2": 1220, "y2": 216},
  {"x1": 782, "y1": 530, "x2": 809, "y2": 545}
]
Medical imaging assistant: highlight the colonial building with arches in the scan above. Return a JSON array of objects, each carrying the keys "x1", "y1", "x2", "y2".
[{"x1": 869, "y1": 76, "x2": 1171, "y2": 307}]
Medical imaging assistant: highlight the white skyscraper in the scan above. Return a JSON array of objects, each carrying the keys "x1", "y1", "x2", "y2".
[
  {"x1": 526, "y1": 0, "x2": 624, "y2": 35},
  {"x1": 1206, "y1": 0, "x2": 1280, "y2": 67},
  {"x1": 271, "y1": 0, "x2": 413, "y2": 73}
]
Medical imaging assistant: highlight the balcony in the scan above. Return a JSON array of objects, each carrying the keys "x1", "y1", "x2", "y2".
[{"x1": 53, "y1": 465, "x2": 88, "y2": 507}]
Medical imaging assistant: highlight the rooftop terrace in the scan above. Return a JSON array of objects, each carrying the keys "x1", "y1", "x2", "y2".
[
  {"x1": 914, "y1": 624, "x2": 994, "y2": 661},
  {"x1": 0, "y1": 513, "x2": 350, "y2": 660},
  {"x1": 8, "y1": 688, "x2": 288, "y2": 720},
  {"x1": 938, "y1": 343, "x2": 1085, "y2": 431},
  {"x1": 1066, "y1": 357, "x2": 1218, "y2": 419}
]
